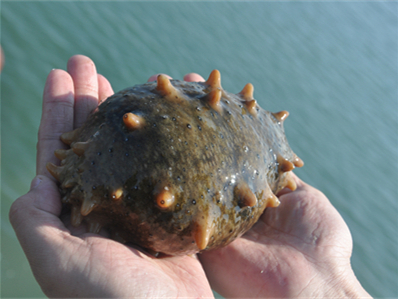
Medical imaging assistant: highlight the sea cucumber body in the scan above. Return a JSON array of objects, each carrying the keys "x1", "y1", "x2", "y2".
[{"x1": 48, "y1": 72, "x2": 302, "y2": 255}]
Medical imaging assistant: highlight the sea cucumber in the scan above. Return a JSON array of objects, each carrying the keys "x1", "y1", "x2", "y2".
[{"x1": 47, "y1": 70, "x2": 303, "y2": 255}]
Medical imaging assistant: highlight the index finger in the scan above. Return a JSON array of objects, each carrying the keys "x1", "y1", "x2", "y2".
[
  {"x1": 67, "y1": 55, "x2": 99, "y2": 128},
  {"x1": 37, "y1": 69, "x2": 74, "y2": 177}
]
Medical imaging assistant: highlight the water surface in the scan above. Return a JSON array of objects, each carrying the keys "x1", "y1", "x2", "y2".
[{"x1": 1, "y1": 2, "x2": 397, "y2": 298}]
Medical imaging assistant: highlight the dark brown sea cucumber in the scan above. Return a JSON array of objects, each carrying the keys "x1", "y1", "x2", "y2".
[{"x1": 47, "y1": 70, "x2": 303, "y2": 255}]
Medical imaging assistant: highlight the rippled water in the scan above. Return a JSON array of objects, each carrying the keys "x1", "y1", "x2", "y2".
[{"x1": 1, "y1": 2, "x2": 397, "y2": 298}]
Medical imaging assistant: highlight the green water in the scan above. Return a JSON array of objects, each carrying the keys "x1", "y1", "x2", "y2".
[{"x1": 1, "y1": 2, "x2": 397, "y2": 298}]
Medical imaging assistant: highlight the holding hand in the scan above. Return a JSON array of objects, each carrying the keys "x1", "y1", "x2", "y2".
[
  {"x1": 200, "y1": 173, "x2": 371, "y2": 298},
  {"x1": 9, "y1": 55, "x2": 213, "y2": 298}
]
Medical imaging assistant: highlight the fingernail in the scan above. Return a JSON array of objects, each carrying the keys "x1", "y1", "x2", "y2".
[{"x1": 30, "y1": 176, "x2": 43, "y2": 191}]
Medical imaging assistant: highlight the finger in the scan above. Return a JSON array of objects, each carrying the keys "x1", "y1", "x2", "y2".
[
  {"x1": 97, "y1": 74, "x2": 114, "y2": 104},
  {"x1": 9, "y1": 175, "x2": 67, "y2": 247},
  {"x1": 0, "y1": 45, "x2": 4, "y2": 72},
  {"x1": 289, "y1": 172, "x2": 308, "y2": 190},
  {"x1": 9, "y1": 175, "x2": 79, "y2": 289},
  {"x1": 147, "y1": 73, "x2": 172, "y2": 82},
  {"x1": 37, "y1": 69, "x2": 74, "y2": 177},
  {"x1": 276, "y1": 172, "x2": 304, "y2": 197},
  {"x1": 67, "y1": 55, "x2": 99, "y2": 128},
  {"x1": 183, "y1": 73, "x2": 205, "y2": 82}
]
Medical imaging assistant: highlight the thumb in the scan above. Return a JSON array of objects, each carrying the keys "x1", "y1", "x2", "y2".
[
  {"x1": 9, "y1": 176, "x2": 77, "y2": 295},
  {"x1": 9, "y1": 175, "x2": 66, "y2": 244},
  {"x1": 29, "y1": 175, "x2": 63, "y2": 215},
  {"x1": 16, "y1": 174, "x2": 62, "y2": 216}
]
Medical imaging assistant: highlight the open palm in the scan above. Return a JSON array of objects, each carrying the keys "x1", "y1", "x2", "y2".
[
  {"x1": 200, "y1": 173, "x2": 360, "y2": 298},
  {"x1": 13, "y1": 174, "x2": 213, "y2": 298},
  {"x1": 10, "y1": 55, "x2": 213, "y2": 298}
]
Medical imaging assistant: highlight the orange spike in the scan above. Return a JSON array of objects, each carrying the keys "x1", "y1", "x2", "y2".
[
  {"x1": 156, "y1": 74, "x2": 174, "y2": 95},
  {"x1": 123, "y1": 112, "x2": 145, "y2": 131},
  {"x1": 238, "y1": 83, "x2": 254, "y2": 101},
  {"x1": 54, "y1": 149, "x2": 69, "y2": 160},
  {"x1": 277, "y1": 155, "x2": 295, "y2": 173},
  {"x1": 145, "y1": 248, "x2": 160, "y2": 257},
  {"x1": 245, "y1": 99, "x2": 257, "y2": 116},
  {"x1": 80, "y1": 198, "x2": 98, "y2": 216},
  {"x1": 265, "y1": 192, "x2": 280, "y2": 208},
  {"x1": 156, "y1": 75, "x2": 183, "y2": 102},
  {"x1": 272, "y1": 110, "x2": 289, "y2": 123},
  {"x1": 60, "y1": 128, "x2": 81, "y2": 145},
  {"x1": 72, "y1": 142, "x2": 89, "y2": 156},
  {"x1": 284, "y1": 172, "x2": 297, "y2": 191},
  {"x1": 61, "y1": 195, "x2": 70, "y2": 204},
  {"x1": 156, "y1": 75, "x2": 182, "y2": 103},
  {"x1": 206, "y1": 89, "x2": 222, "y2": 113},
  {"x1": 194, "y1": 218, "x2": 214, "y2": 251},
  {"x1": 46, "y1": 162, "x2": 63, "y2": 181},
  {"x1": 71, "y1": 204, "x2": 83, "y2": 227},
  {"x1": 87, "y1": 219, "x2": 102, "y2": 234},
  {"x1": 62, "y1": 178, "x2": 76, "y2": 188},
  {"x1": 293, "y1": 154, "x2": 304, "y2": 168},
  {"x1": 205, "y1": 70, "x2": 221, "y2": 89},
  {"x1": 156, "y1": 189, "x2": 175, "y2": 209},
  {"x1": 235, "y1": 182, "x2": 258, "y2": 208},
  {"x1": 111, "y1": 188, "x2": 123, "y2": 201},
  {"x1": 68, "y1": 186, "x2": 81, "y2": 201}
]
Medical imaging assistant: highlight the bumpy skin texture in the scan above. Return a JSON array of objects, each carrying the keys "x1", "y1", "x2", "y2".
[{"x1": 47, "y1": 71, "x2": 303, "y2": 255}]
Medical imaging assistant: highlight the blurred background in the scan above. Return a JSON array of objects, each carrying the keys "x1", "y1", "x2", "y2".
[{"x1": 1, "y1": 2, "x2": 397, "y2": 298}]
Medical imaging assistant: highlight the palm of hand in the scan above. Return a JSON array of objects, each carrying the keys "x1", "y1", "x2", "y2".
[
  {"x1": 55, "y1": 206, "x2": 212, "y2": 297},
  {"x1": 20, "y1": 176, "x2": 212, "y2": 298},
  {"x1": 11, "y1": 55, "x2": 213, "y2": 298},
  {"x1": 200, "y1": 175, "x2": 353, "y2": 298}
]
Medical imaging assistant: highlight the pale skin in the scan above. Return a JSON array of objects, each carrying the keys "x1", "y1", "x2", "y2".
[
  {"x1": 9, "y1": 55, "x2": 371, "y2": 298},
  {"x1": 0, "y1": 45, "x2": 4, "y2": 72}
]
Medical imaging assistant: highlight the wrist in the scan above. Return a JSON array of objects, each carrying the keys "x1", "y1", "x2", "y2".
[{"x1": 317, "y1": 265, "x2": 372, "y2": 299}]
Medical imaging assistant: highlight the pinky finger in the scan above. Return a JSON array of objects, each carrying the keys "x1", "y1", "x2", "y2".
[
  {"x1": 97, "y1": 74, "x2": 114, "y2": 104},
  {"x1": 183, "y1": 73, "x2": 205, "y2": 82}
]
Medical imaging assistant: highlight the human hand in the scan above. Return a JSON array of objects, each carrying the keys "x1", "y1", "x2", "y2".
[
  {"x1": 9, "y1": 55, "x2": 213, "y2": 298},
  {"x1": 147, "y1": 71, "x2": 371, "y2": 298},
  {"x1": 200, "y1": 172, "x2": 372, "y2": 298},
  {"x1": 155, "y1": 71, "x2": 371, "y2": 298},
  {"x1": 0, "y1": 45, "x2": 4, "y2": 72}
]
